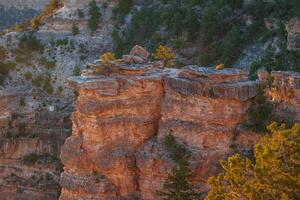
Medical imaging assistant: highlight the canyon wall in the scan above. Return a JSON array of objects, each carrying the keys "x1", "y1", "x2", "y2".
[
  {"x1": 60, "y1": 48, "x2": 259, "y2": 200},
  {"x1": 0, "y1": 88, "x2": 73, "y2": 200}
]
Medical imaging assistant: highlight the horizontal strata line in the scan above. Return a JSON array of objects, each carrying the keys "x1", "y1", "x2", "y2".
[
  {"x1": 159, "y1": 119, "x2": 234, "y2": 132},
  {"x1": 0, "y1": 184, "x2": 59, "y2": 192}
]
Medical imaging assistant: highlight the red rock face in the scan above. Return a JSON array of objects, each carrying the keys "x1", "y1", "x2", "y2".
[
  {"x1": 61, "y1": 59, "x2": 259, "y2": 200},
  {"x1": 60, "y1": 66, "x2": 165, "y2": 199}
]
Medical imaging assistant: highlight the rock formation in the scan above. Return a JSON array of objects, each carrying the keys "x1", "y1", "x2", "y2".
[{"x1": 60, "y1": 46, "x2": 259, "y2": 200}]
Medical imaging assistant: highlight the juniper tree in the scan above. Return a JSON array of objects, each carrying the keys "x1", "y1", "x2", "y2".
[{"x1": 206, "y1": 123, "x2": 300, "y2": 200}]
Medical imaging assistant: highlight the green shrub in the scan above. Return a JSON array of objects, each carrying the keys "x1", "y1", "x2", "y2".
[{"x1": 73, "y1": 65, "x2": 81, "y2": 76}]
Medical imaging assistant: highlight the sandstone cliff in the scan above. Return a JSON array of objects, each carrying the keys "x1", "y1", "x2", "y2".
[{"x1": 60, "y1": 47, "x2": 259, "y2": 200}]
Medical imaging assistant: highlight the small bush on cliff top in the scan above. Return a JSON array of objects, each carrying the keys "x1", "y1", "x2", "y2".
[
  {"x1": 153, "y1": 45, "x2": 176, "y2": 67},
  {"x1": 158, "y1": 133, "x2": 199, "y2": 200},
  {"x1": 100, "y1": 52, "x2": 116, "y2": 65},
  {"x1": 205, "y1": 122, "x2": 300, "y2": 200}
]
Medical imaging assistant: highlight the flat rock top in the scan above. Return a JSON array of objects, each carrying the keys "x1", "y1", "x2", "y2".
[
  {"x1": 179, "y1": 65, "x2": 248, "y2": 83},
  {"x1": 184, "y1": 65, "x2": 245, "y2": 75}
]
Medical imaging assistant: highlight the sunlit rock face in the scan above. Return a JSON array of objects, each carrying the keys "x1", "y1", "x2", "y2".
[
  {"x1": 60, "y1": 46, "x2": 259, "y2": 200},
  {"x1": 0, "y1": 87, "x2": 73, "y2": 200}
]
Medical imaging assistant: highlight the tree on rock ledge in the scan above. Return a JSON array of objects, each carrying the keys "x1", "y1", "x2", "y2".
[
  {"x1": 205, "y1": 122, "x2": 300, "y2": 200},
  {"x1": 158, "y1": 133, "x2": 199, "y2": 200}
]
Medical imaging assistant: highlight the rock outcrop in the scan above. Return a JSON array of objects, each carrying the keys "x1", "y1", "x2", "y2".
[{"x1": 60, "y1": 47, "x2": 259, "y2": 199}]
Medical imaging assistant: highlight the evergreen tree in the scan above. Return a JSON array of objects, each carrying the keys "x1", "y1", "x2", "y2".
[
  {"x1": 88, "y1": 0, "x2": 101, "y2": 32},
  {"x1": 159, "y1": 133, "x2": 199, "y2": 200},
  {"x1": 72, "y1": 23, "x2": 79, "y2": 36},
  {"x1": 206, "y1": 123, "x2": 300, "y2": 200}
]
